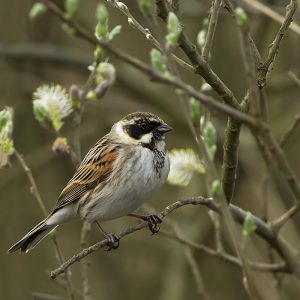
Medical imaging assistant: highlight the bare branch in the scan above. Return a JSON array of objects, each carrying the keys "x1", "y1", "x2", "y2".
[
  {"x1": 257, "y1": 0, "x2": 298, "y2": 88},
  {"x1": 280, "y1": 114, "x2": 300, "y2": 147},
  {"x1": 50, "y1": 197, "x2": 300, "y2": 280},
  {"x1": 202, "y1": 0, "x2": 222, "y2": 61},
  {"x1": 14, "y1": 150, "x2": 76, "y2": 300},
  {"x1": 38, "y1": 0, "x2": 258, "y2": 127},
  {"x1": 160, "y1": 229, "x2": 288, "y2": 273},
  {"x1": 240, "y1": 0, "x2": 300, "y2": 36}
]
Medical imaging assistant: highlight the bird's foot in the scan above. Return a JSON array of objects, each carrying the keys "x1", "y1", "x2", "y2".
[
  {"x1": 141, "y1": 214, "x2": 162, "y2": 235},
  {"x1": 104, "y1": 233, "x2": 120, "y2": 251}
]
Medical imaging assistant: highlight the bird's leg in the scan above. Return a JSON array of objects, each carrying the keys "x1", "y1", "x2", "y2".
[
  {"x1": 128, "y1": 213, "x2": 162, "y2": 234},
  {"x1": 95, "y1": 221, "x2": 120, "y2": 251}
]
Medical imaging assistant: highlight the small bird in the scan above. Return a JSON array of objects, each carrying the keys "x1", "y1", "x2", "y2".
[{"x1": 8, "y1": 112, "x2": 172, "y2": 253}]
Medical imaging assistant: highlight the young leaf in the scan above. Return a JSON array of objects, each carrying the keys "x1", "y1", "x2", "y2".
[
  {"x1": 166, "y1": 12, "x2": 181, "y2": 47},
  {"x1": 108, "y1": 25, "x2": 122, "y2": 41},
  {"x1": 150, "y1": 49, "x2": 170, "y2": 77},
  {"x1": 243, "y1": 212, "x2": 257, "y2": 238}
]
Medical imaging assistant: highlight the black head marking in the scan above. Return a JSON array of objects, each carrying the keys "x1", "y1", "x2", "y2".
[{"x1": 126, "y1": 118, "x2": 161, "y2": 140}]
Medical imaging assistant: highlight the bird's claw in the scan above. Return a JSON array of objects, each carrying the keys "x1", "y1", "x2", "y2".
[
  {"x1": 104, "y1": 233, "x2": 120, "y2": 251},
  {"x1": 142, "y1": 214, "x2": 162, "y2": 235}
]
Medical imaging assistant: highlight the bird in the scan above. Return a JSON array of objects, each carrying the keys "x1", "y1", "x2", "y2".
[{"x1": 8, "y1": 112, "x2": 172, "y2": 253}]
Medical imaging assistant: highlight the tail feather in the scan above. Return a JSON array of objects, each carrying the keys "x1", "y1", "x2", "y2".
[{"x1": 8, "y1": 220, "x2": 57, "y2": 253}]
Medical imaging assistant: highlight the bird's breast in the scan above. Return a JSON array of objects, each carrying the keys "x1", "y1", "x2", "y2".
[{"x1": 80, "y1": 146, "x2": 169, "y2": 222}]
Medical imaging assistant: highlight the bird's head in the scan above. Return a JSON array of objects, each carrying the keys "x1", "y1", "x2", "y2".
[{"x1": 111, "y1": 112, "x2": 172, "y2": 150}]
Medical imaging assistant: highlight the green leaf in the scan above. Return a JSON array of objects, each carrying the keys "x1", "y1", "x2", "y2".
[
  {"x1": 96, "y1": 3, "x2": 108, "y2": 23},
  {"x1": 166, "y1": 12, "x2": 181, "y2": 47},
  {"x1": 197, "y1": 30, "x2": 206, "y2": 48},
  {"x1": 243, "y1": 212, "x2": 257, "y2": 238},
  {"x1": 94, "y1": 46, "x2": 105, "y2": 62},
  {"x1": 235, "y1": 7, "x2": 249, "y2": 30},
  {"x1": 62, "y1": 23, "x2": 76, "y2": 36},
  {"x1": 150, "y1": 49, "x2": 170, "y2": 77},
  {"x1": 203, "y1": 121, "x2": 217, "y2": 160},
  {"x1": 108, "y1": 25, "x2": 122, "y2": 41},
  {"x1": 189, "y1": 98, "x2": 201, "y2": 124},
  {"x1": 29, "y1": 3, "x2": 47, "y2": 20},
  {"x1": 211, "y1": 180, "x2": 221, "y2": 198},
  {"x1": 0, "y1": 138, "x2": 14, "y2": 156},
  {"x1": 33, "y1": 105, "x2": 50, "y2": 126},
  {"x1": 138, "y1": 0, "x2": 151, "y2": 17},
  {"x1": 65, "y1": 0, "x2": 79, "y2": 21},
  {"x1": 204, "y1": 121, "x2": 217, "y2": 146}
]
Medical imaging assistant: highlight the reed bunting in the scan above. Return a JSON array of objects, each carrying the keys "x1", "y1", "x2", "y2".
[{"x1": 8, "y1": 112, "x2": 172, "y2": 253}]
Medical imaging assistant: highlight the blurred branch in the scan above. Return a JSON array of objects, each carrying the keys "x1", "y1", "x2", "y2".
[
  {"x1": 156, "y1": 0, "x2": 240, "y2": 109},
  {"x1": 271, "y1": 204, "x2": 300, "y2": 233},
  {"x1": 32, "y1": 292, "x2": 66, "y2": 300},
  {"x1": 202, "y1": 0, "x2": 222, "y2": 61},
  {"x1": 39, "y1": 0, "x2": 259, "y2": 127},
  {"x1": 257, "y1": 0, "x2": 298, "y2": 88},
  {"x1": 14, "y1": 150, "x2": 76, "y2": 300},
  {"x1": 240, "y1": 0, "x2": 300, "y2": 36},
  {"x1": 160, "y1": 229, "x2": 288, "y2": 273},
  {"x1": 50, "y1": 197, "x2": 300, "y2": 279},
  {"x1": 280, "y1": 114, "x2": 300, "y2": 147},
  {"x1": 288, "y1": 71, "x2": 300, "y2": 87},
  {"x1": 107, "y1": 1, "x2": 193, "y2": 72},
  {"x1": 14, "y1": 150, "x2": 48, "y2": 217},
  {"x1": 184, "y1": 247, "x2": 212, "y2": 300},
  {"x1": 0, "y1": 43, "x2": 90, "y2": 68}
]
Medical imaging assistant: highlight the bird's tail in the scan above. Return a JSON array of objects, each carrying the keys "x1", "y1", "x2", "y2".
[{"x1": 7, "y1": 219, "x2": 57, "y2": 253}]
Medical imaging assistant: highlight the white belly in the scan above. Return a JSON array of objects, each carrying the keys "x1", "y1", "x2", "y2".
[{"x1": 81, "y1": 147, "x2": 169, "y2": 222}]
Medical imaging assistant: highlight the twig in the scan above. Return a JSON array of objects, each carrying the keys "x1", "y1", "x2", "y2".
[
  {"x1": 160, "y1": 229, "x2": 288, "y2": 273},
  {"x1": 257, "y1": 0, "x2": 298, "y2": 88},
  {"x1": 0, "y1": 43, "x2": 90, "y2": 68},
  {"x1": 156, "y1": 0, "x2": 241, "y2": 109},
  {"x1": 202, "y1": 0, "x2": 222, "y2": 61},
  {"x1": 184, "y1": 248, "x2": 212, "y2": 300},
  {"x1": 80, "y1": 221, "x2": 92, "y2": 300},
  {"x1": 280, "y1": 114, "x2": 300, "y2": 147},
  {"x1": 14, "y1": 150, "x2": 76, "y2": 300},
  {"x1": 32, "y1": 292, "x2": 66, "y2": 300},
  {"x1": 240, "y1": 0, "x2": 300, "y2": 36},
  {"x1": 14, "y1": 150, "x2": 48, "y2": 217},
  {"x1": 288, "y1": 71, "x2": 300, "y2": 87},
  {"x1": 50, "y1": 197, "x2": 300, "y2": 279},
  {"x1": 271, "y1": 204, "x2": 300, "y2": 233},
  {"x1": 39, "y1": 0, "x2": 259, "y2": 128},
  {"x1": 259, "y1": 127, "x2": 300, "y2": 201},
  {"x1": 108, "y1": 0, "x2": 193, "y2": 72}
]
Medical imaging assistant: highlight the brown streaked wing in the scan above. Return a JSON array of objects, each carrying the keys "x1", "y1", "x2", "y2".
[{"x1": 51, "y1": 135, "x2": 120, "y2": 213}]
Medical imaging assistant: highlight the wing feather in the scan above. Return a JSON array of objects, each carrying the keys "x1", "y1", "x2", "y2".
[{"x1": 52, "y1": 135, "x2": 120, "y2": 212}]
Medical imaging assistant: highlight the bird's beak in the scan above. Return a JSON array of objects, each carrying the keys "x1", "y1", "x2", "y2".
[{"x1": 157, "y1": 123, "x2": 173, "y2": 133}]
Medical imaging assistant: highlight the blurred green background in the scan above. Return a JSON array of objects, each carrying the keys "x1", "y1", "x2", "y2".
[{"x1": 1, "y1": 0, "x2": 300, "y2": 299}]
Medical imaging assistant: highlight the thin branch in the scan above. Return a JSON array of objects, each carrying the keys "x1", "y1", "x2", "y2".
[
  {"x1": 156, "y1": 0, "x2": 241, "y2": 109},
  {"x1": 14, "y1": 150, "x2": 48, "y2": 217},
  {"x1": 32, "y1": 292, "x2": 66, "y2": 300},
  {"x1": 184, "y1": 248, "x2": 212, "y2": 300},
  {"x1": 271, "y1": 204, "x2": 300, "y2": 233},
  {"x1": 288, "y1": 71, "x2": 300, "y2": 88},
  {"x1": 240, "y1": 0, "x2": 300, "y2": 36},
  {"x1": 280, "y1": 114, "x2": 300, "y2": 147},
  {"x1": 108, "y1": 0, "x2": 193, "y2": 72},
  {"x1": 39, "y1": 0, "x2": 259, "y2": 128},
  {"x1": 160, "y1": 229, "x2": 288, "y2": 273},
  {"x1": 14, "y1": 150, "x2": 76, "y2": 300},
  {"x1": 259, "y1": 127, "x2": 300, "y2": 201},
  {"x1": 257, "y1": 0, "x2": 298, "y2": 88},
  {"x1": 202, "y1": 0, "x2": 222, "y2": 61},
  {"x1": 50, "y1": 197, "x2": 300, "y2": 279}
]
